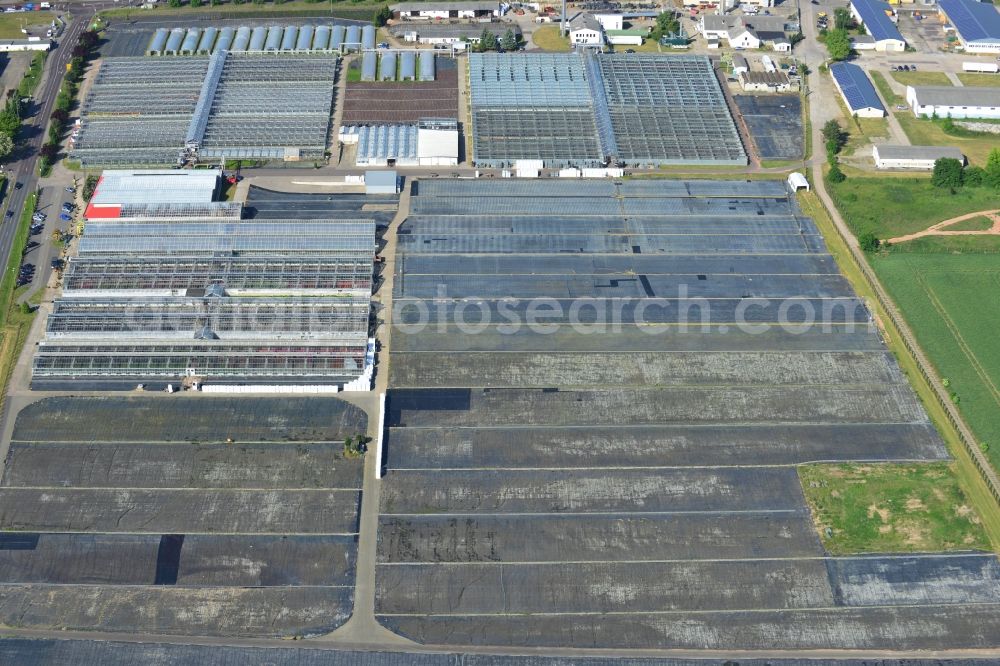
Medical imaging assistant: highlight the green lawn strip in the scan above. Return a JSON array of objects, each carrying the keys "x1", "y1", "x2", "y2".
[
  {"x1": 0, "y1": 193, "x2": 38, "y2": 417},
  {"x1": 956, "y1": 73, "x2": 1000, "y2": 88},
  {"x1": 17, "y1": 52, "x2": 47, "y2": 98},
  {"x1": 827, "y1": 175, "x2": 999, "y2": 240},
  {"x1": 890, "y1": 70, "x2": 953, "y2": 87},
  {"x1": 870, "y1": 70, "x2": 902, "y2": 106},
  {"x1": 799, "y1": 463, "x2": 991, "y2": 554},
  {"x1": 799, "y1": 188, "x2": 1000, "y2": 551},
  {"x1": 872, "y1": 253, "x2": 1000, "y2": 470},
  {"x1": 890, "y1": 235, "x2": 1000, "y2": 254},
  {"x1": 0, "y1": 192, "x2": 36, "y2": 328},
  {"x1": 894, "y1": 114, "x2": 998, "y2": 167},
  {"x1": 941, "y1": 215, "x2": 996, "y2": 232}
]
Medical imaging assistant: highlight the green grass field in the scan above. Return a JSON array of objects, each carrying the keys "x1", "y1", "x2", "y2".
[
  {"x1": 894, "y1": 114, "x2": 997, "y2": 167},
  {"x1": 870, "y1": 70, "x2": 903, "y2": 106},
  {"x1": 827, "y1": 175, "x2": 1000, "y2": 240},
  {"x1": 872, "y1": 254, "x2": 1000, "y2": 470},
  {"x1": 531, "y1": 25, "x2": 570, "y2": 51},
  {"x1": 943, "y1": 215, "x2": 996, "y2": 232},
  {"x1": 891, "y1": 70, "x2": 952, "y2": 87},
  {"x1": 957, "y1": 72, "x2": 1000, "y2": 87},
  {"x1": 799, "y1": 463, "x2": 991, "y2": 554}
]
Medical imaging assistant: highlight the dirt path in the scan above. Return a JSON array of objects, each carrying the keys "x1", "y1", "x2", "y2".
[{"x1": 886, "y1": 209, "x2": 1000, "y2": 244}]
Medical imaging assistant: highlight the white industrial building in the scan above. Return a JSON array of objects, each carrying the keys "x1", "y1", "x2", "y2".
[
  {"x1": 86, "y1": 169, "x2": 221, "y2": 219},
  {"x1": 391, "y1": 1, "x2": 500, "y2": 19},
  {"x1": 568, "y1": 13, "x2": 605, "y2": 46},
  {"x1": 906, "y1": 85, "x2": 1000, "y2": 119},
  {"x1": 872, "y1": 144, "x2": 966, "y2": 170},
  {"x1": 700, "y1": 14, "x2": 790, "y2": 50},
  {"x1": 0, "y1": 38, "x2": 51, "y2": 52},
  {"x1": 341, "y1": 119, "x2": 459, "y2": 167}
]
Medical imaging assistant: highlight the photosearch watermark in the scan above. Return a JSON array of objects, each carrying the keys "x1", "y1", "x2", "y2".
[{"x1": 391, "y1": 284, "x2": 876, "y2": 336}]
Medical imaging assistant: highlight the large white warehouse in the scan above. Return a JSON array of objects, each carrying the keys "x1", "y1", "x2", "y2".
[{"x1": 907, "y1": 85, "x2": 1000, "y2": 119}]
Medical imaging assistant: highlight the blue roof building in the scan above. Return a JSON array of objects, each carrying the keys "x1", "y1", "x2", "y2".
[
  {"x1": 939, "y1": 0, "x2": 1000, "y2": 53},
  {"x1": 849, "y1": 0, "x2": 905, "y2": 51},
  {"x1": 830, "y1": 62, "x2": 886, "y2": 118}
]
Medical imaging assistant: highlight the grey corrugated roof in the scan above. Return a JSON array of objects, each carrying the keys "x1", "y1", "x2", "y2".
[
  {"x1": 910, "y1": 85, "x2": 1000, "y2": 107},
  {"x1": 875, "y1": 144, "x2": 964, "y2": 160},
  {"x1": 393, "y1": 1, "x2": 498, "y2": 11}
]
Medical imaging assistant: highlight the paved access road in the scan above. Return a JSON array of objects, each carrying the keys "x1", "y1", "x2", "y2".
[{"x1": 0, "y1": 7, "x2": 93, "y2": 301}]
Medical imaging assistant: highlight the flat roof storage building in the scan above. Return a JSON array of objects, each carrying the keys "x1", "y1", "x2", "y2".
[
  {"x1": 87, "y1": 169, "x2": 220, "y2": 219},
  {"x1": 830, "y1": 62, "x2": 886, "y2": 118},
  {"x1": 906, "y1": 85, "x2": 1000, "y2": 119},
  {"x1": 849, "y1": 0, "x2": 905, "y2": 52},
  {"x1": 939, "y1": 0, "x2": 1000, "y2": 53},
  {"x1": 873, "y1": 144, "x2": 965, "y2": 170}
]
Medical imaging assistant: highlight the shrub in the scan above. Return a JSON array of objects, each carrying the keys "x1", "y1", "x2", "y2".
[{"x1": 859, "y1": 231, "x2": 880, "y2": 252}]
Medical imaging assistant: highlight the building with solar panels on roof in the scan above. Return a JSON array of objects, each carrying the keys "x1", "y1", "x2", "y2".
[
  {"x1": 849, "y1": 0, "x2": 905, "y2": 52},
  {"x1": 939, "y1": 0, "x2": 1000, "y2": 53},
  {"x1": 829, "y1": 62, "x2": 886, "y2": 118}
]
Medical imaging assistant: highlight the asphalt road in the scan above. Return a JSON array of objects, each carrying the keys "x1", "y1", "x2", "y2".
[{"x1": 0, "y1": 8, "x2": 93, "y2": 301}]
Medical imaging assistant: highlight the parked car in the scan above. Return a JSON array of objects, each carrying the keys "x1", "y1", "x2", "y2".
[
  {"x1": 64, "y1": 186, "x2": 75, "y2": 193},
  {"x1": 59, "y1": 213, "x2": 71, "y2": 221}
]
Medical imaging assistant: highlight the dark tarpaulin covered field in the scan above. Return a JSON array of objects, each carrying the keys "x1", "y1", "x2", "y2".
[{"x1": 375, "y1": 178, "x2": 1000, "y2": 650}]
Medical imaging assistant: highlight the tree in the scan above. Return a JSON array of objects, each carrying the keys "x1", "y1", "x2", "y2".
[
  {"x1": 963, "y1": 165, "x2": 986, "y2": 187},
  {"x1": 650, "y1": 11, "x2": 680, "y2": 40},
  {"x1": 478, "y1": 29, "x2": 497, "y2": 52},
  {"x1": 859, "y1": 231, "x2": 881, "y2": 252},
  {"x1": 821, "y1": 119, "x2": 847, "y2": 153},
  {"x1": 986, "y1": 147, "x2": 1000, "y2": 187},
  {"x1": 834, "y1": 7, "x2": 851, "y2": 30},
  {"x1": 824, "y1": 28, "x2": 852, "y2": 61},
  {"x1": 828, "y1": 162, "x2": 846, "y2": 183},
  {"x1": 373, "y1": 4, "x2": 391, "y2": 27},
  {"x1": 18, "y1": 302, "x2": 31, "y2": 315},
  {"x1": 931, "y1": 157, "x2": 964, "y2": 189},
  {"x1": 0, "y1": 109, "x2": 19, "y2": 139},
  {"x1": 39, "y1": 143, "x2": 59, "y2": 161},
  {"x1": 0, "y1": 134, "x2": 12, "y2": 160},
  {"x1": 167, "y1": 0, "x2": 183, "y2": 7},
  {"x1": 501, "y1": 28, "x2": 518, "y2": 51},
  {"x1": 190, "y1": 0, "x2": 203, "y2": 7}
]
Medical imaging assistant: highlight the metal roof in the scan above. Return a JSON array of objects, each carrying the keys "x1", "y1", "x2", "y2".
[
  {"x1": 830, "y1": 62, "x2": 885, "y2": 113},
  {"x1": 91, "y1": 170, "x2": 220, "y2": 207},
  {"x1": 939, "y1": 0, "x2": 1000, "y2": 43},
  {"x1": 909, "y1": 84, "x2": 1000, "y2": 107},
  {"x1": 851, "y1": 0, "x2": 904, "y2": 44},
  {"x1": 393, "y1": 1, "x2": 498, "y2": 11},
  {"x1": 874, "y1": 144, "x2": 964, "y2": 160},
  {"x1": 350, "y1": 124, "x2": 419, "y2": 162}
]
